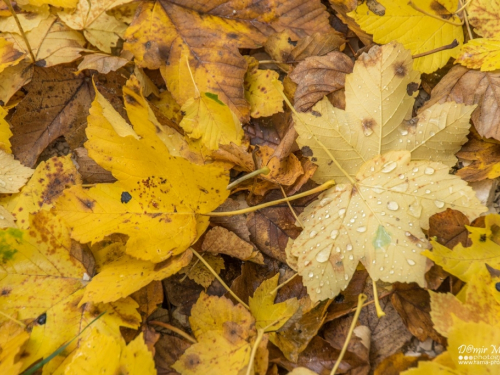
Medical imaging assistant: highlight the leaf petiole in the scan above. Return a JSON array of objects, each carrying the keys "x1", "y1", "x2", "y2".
[
  {"x1": 372, "y1": 280, "x2": 386, "y2": 318},
  {"x1": 226, "y1": 166, "x2": 270, "y2": 190}
]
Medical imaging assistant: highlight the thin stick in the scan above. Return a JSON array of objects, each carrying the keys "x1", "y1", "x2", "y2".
[
  {"x1": 273, "y1": 79, "x2": 356, "y2": 184},
  {"x1": 149, "y1": 321, "x2": 197, "y2": 344},
  {"x1": 191, "y1": 249, "x2": 250, "y2": 309},
  {"x1": 412, "y1": 39, "x2": 459, "y2": 59},
  {"x1": 0, "y1": 310, "x2": 25, "y2": 328},
  {"x1": 460, "y1": 0, "x2": 473, "y2": 41},
  {"x1": 245, "y1": 328, "x2": 265, "y2": 375},
  {"x1": 330, "y1": 294, "x2": 367, "y2": 375},
  {"x1": 205, "y1": 180, "x2": 335, "y2": 217},
  {"x1": 279, "y1": 184, "x2": 304, "y2": 228},
  {"x1": 372, "y1": 280, "x2": 386, "y2": 318},
  {"x1": 3, "y1": 0, "x2": 35, "y2": 63},
  {"x1": 269, "y1": 273, "x2": 298, "y2": 295},
  {"x1": 227, "y1": 166, "x2": 270, "y2": 190},
  {"x1": 408, "y1": 0, "x2": 464, "y2": 26}
]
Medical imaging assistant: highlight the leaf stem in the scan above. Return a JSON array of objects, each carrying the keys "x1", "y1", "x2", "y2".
[
  {"x1": 408, "y1": 0, "x2": 464, "y2": 26},
  {"x1": 268, "y1": 273, "x2": 298, "y2": 295},
  {"x1": 227, "y1": 166, "x2": 270, "y2": 190},
  {"x1": 330, "y1": 294, "x2": 367, "y2": 375},
  {"x1": 279, "y1": 185, "x2": 304, "y2": 228},
  {"x1": 4, "y1": 0, "x2": 35, "y2": 63},
  {"x1": 272, "y1": 79, "x2": 356, "y2": 184},
  {"x1": 411, "y1": 39, "x2": 459, "y2": 59},
  {"x1": 459, "y1": 0, "x2": 473, "y2": 41},
  {"x1": 205, "y1": 180, "x2": 335, "y2": 217},
  {"x1": 372, "y1": 280, "x2": 386, "y2": 318},
  {"x1": 149, "y1": 321, "x2": 197, "y2": 344},
  {"x1": 245, "y1": 328, "x2": 265, "y2": 375},
  {"x1": 191, "y1": 249, "x2": 250, "y2": 309}
]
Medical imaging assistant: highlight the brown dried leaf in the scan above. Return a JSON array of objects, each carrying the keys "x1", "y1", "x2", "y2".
[
  {"x1": 428, "y1": 208, "x2": 471, "y2": 250},
  {"x1": 73, "y1": 147, "x2": 116, "y2": 184},
  {"x1": 210, "y1": 197, "x2": 251, "y2": 242},
  {"x1": 202, "y1": 226, "x2": 264, "y2": 264},
  {"x1": 154, "y1": 333, "x2": 192, "y2": 375},
  {"x1": 391, "y1": 282, "x2": 445, "y2": 344},
  {"x1": 289, "y1": 51, "x2": 353, "y2": 111},
  {"x1": 419, "y1": 66, "x2": 500, "y2": 140},
  {"x1": 77, "y1": 53, "x2": 129, "y2": 74},
  {"x1": 254, "y1": 145, "x2": 304, "y2": 186},
  {"x1": 131, "y1": 280, "x2": 163, "y2": 319},
  {"x1": 230, "y1": 259, "x2": 280, "y2": 305}
]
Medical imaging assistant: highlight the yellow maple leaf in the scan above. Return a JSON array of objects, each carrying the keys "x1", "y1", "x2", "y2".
[
  {"x1": 244, "y1": 56, "x2": 284, "y2": 118},
  {"x1": 456, "y1": 38, "x2": 500, "y2": 71},
  {"x1": 0, "y1": 37, "x2": 24, "y2": 75},
  {"x1": 57, "y1": 329, "x2": 155, "y2": 375},
  {"x1": 0, "y1": 320, "x2": 29, "y2": 375},
  {"x1": 180, "y1": 91, "x2": 243, "y2": 150},
  {"x1": 173, "y1": 292, "x2": 256, "y2": 375},
  {"x1": 348, "y1": 0, "x2": 463, "y2": 73},
  {"x1": 287, "y1": 43, "x2": 485, "y2": 301},
  {"x1": 249, "y1": 274, "x2": 300, "y2": 332},
  {"x1": 81, "y1": 241, "x2": 192, "y2": 304},
  {"x1": 58, "y1": 0, "x2": 132, "y2": 53},
  {"x1": 1, "y1": 155, "x2": 80, "y2": 229},
  {"x1": 55, "y1": 76, "x2": 229, "y2": 263}
]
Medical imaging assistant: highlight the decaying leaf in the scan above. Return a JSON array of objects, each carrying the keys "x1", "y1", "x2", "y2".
[
  {"x1": 468, "y1": 0, "x2": 500, "y2": 38},
  {"x1": 180, "y1": 252, "x2": 225, "y2": 289},
  {"x1": 55, "y1": 76, "x2": 229, "y2": 263},
  {"x1": 77, "y1": 53, "x2": 130, "y2": 74},
  {"x1": 428, "y1": 208, "x2": 472, "y2": 250},
  {"x1": 456, "y1": 38, "x2": 500, "y2": 71},
  {"x1": 349, "y1": 0, "x2": 463, "y2": 73}
]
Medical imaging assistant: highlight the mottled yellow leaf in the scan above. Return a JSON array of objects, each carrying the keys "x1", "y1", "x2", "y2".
[
  {"x1": 0, "y1": 150, "x2": 33, "y2": 193},
  {"x1": 0, "y1": 38, "x2": 24, "y2": 74},
  {"x1": 244, "y1": 56, "x2": 284, "y2": 118},
  {"x1": 55, "y1": 77, "x2": 229, "y2": 263},
  {"x1": 1, "y1": 155, "x2": 80, "y2": 229},
  {"x1": 0, "y1": 320, "x2": 29, "y2": 375},
  {"x1": 173, "y1": 293, "x2": 255, "y2": 375},
  {"x1": 468, "y1": 0, "x2": 500, "y2": 38},
  {"x1": 180, "y1": 92, "x2": 243, "y2": 150},
  {"x1": 180, "y1": 252, "x2": 225, "y2": 289},
  {"x1": 249, "y1": 274, "x2": 300, "y2": 332},
  {"x1": 456, "y1": 38, "x2": 500, "y2": 71},
  {"x1": 349, "y1": 0, "x2": 463, "y2": 73},
  {"x1": 0, "y1": 106, "x2": 12, "y2": 153},
  {"x1": 76, "y1": 53, "x2": 129, "y2": 74}
]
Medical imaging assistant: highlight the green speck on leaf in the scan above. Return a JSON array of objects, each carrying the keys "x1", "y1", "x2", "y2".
[
  {"x1": 373, "y1": 225, "x2": 391, "y2": 250},
  {"x1": 205, "y1": 92, "x2": 225, "y2": 106}
]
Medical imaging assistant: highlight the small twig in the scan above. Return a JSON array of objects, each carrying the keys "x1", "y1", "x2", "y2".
[
  {"x1": 205, "y1": 180, "x2": 335, "y2": 217},
  {"x1": 459, "y1": 0, "x2": 473, "y2": 41},
  {"x1": 227, "y1": 166, "x2": 270, "y2": 190},
  {"x1": 191, "y1": 249, "x2": 250, "y2": 309},
  {"x1": 279, "y1": 184, "x2": 304, "y2": 228},
  {"x1": 330, "y1": 294, "x2": 367, "y2": 375},
  {"x1": 412, "y1": 39, "x2": 459, "y2": 59},
  {"x1": 408, "y1": 0, "x2": 464, "y2": 26},
  {"x1": 372, "y1": 280, "x2": 386, "y2": 318},
  {"x1": 149, "y1": 321, "x2": 197, "y2": 344},
  {"x1": 3, "y1": 0, "x2": 35, "y2": 63}
]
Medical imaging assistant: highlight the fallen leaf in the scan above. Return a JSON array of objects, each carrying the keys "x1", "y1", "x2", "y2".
[
  {"x1": 77, "y1": 52, "x2": 129, "y2": 74},
  {"x1": 0, "y1": 37, "x2": 24, "y2": 74},
  {"x1": 155, "y1": 333, "x2": 192, "y2": 375},
  {"x1": 180, "y1": 252, "x2": 225, "y2": 289},
  {"x1": 73, "y1": 147, "x2": 115, "y2": 184},
  {"x1": 125, "y1": 0, "x2": 332, "y2": 121},
  {"x1": 55, "y1": 76, "x2": 229, "y2": 263},
  {"x1": 0, "y1": 206, "x2": 16, "y2": 228},
  {"x1": 428, "y1": 208, "x2": 471, "y2": 249},
  {"x1": 131, "y1": 280, "x2": 163, "y2": 319},
  {"x1": 348, "y1": 0, "x2": 463, "y2": 73},
  {"x1": 202, "y1": 226, "x2": 263, "y2": 264},
  {"x1": 244, "y1": 56, "x2": 284, "y2": 118},
  {"x1": 0, "y1": 320, "x2": 29, "y2": 375},
  {"x1": 0, "y1": 61, "x2": 33, "y2": 105},
  {"x1": 374, "y1": 352, "x2": 430, "y2": 375},
  {"x1": 289, "y1": 51, "x2": 353, "y2": 111},
  {"x1": 467, "y1": 0, "x2": 500, "y2": 38},
  {"x1": 253, "y1": 144, "x2": 304, "y2": 186},
  {"x1": 173, "y1": 292, "x2": 256, "y2": 375},
  {"x1": 0, "y1": 150, "x2": 33, "y2": 193},
  {"x1": 230, "y1": 259, "x2": 280, "y2": 305},
  {"x1": 58, "y1": 0, "x2": 132, "y2": 53},
  {"x1": 456, "y1": 38, "x2": 500, "y2": 71},
  {"x1": 1, "y1": 155, "x2": 80, "y2": 228},
  {"x1": 249, "y1": 274, "x2": 300, "y2": 332},
  {"x1": 419, "y1": 65, "x2": 500, "y2": 141},
  {"x1": 0, "y1": 106, "x2": 11, "y2": 153}
]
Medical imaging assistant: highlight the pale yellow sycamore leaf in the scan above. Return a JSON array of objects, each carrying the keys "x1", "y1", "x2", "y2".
[
  {"x1": 289, "y1": 151, "x2": 485, "y2": 302},
  {"x1": 0, "y1": 7, "x2": 50, "y2": 34},
  {"x1": 249, "y1": 274, "x2": 300, "y2": 332},
  {"x1": 456, "y1": 38, "x2": 500, "y2": 71},
  {"x1": 180, "y1": 92, "x2": 243, "y2": 150},
  {"x1": 294, "y1": 42, "x2": 474, "y2": 185},
  {"x1": 55, "y1": 76, "x2": 229, "y2": 263},
  {"x1": 59, "y1": 0, "x2": 133, "y2": 53},
  {"x1": 348, "y1": 0, "x2": 463, "y2": 73},
  {"x1": 0, "y1": 150, "x2": 34, "y2": 193},
  {"x1": 76, "y1": 53, "x2": 129, "y2": 74}
]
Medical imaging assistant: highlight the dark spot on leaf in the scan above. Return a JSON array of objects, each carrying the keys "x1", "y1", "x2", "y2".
[
  {"x1": 77, "y1": 197, "x2": 95, "y2": 210},
  {"x1": 301, "y1": 146, "x2": 313, "y2": 157},
  {"x1": 311, "y1": 157, "x2": 317, "y2": 162},
  {"x1": 430, "y1": 0, "x2": 452, "y2": 19},
  {"x1": 36, "y1": 313, "x2": 47, "y2": 325},
  {"x1": 496, "y1": 282, "x2": 500, "y2": 292},
  {"x1": 181, "y1": 110, "x2": 186, "y2": 116},
  {"x1": 227, "y1": 33, "x2": 238, "y2": 39},
  {"x1": 35, "y1": 60, "x2": 46, "y2": 67},
  {"x1": 145, "y1": 41, "x2": 152, "y2": 49},
  {"x1": 287, "y1": 37, "x2": 297, "y2": 46},
  {"x1": 1, "y1": 288, "x2": 11, "y2": 296},
  {"x1": 406, "y1": 82, "x2": 419, "y2": 96},
  {"x1": 334, "y1": 294, "x2": 345, "y2": 303},
  {"x1": 311, "y1": 110, "x2": 321, "y2": 117},
  {"x1": 362, "y1": 118, "x2": 376, "y2": 134},
  {"x1": 183, "y1": 354, "x2": 201, "y2": 369},
  {"x1": 125, "y1": 94, "x2": 138, "y2": 105},
  {"x1": 486, "y1": 264, "x2": 500, "y2": 277},
  {"x1": 480, "y1": 234, "x2": 487, "y2": 242},
  {"x1": 121, "y1": 192, "x2": 132, "y2": 204},
  {"x1": 393, "y1": 62, "x2": 407, "y2": 77}
]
